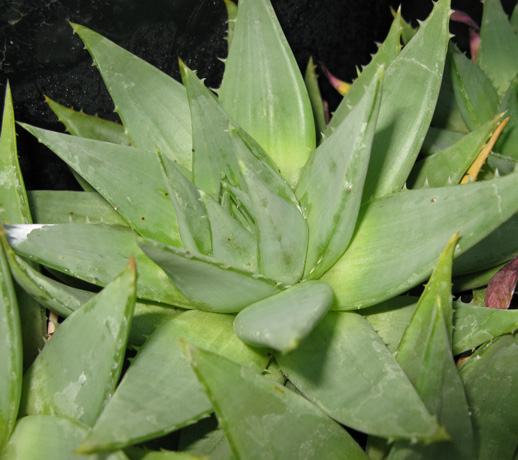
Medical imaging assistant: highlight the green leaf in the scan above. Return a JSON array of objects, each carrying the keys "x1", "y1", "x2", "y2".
[
  {"x1": 200, "y1": 194, "x2": 257, "y2": 272},
  {"x1": 478, "y1": 0, "x2": 518, "y2": 95},
  {"x1": 322, "y1": 173, "x2": 518, "y2": 309},
  {"x1": 408, "y1": 116, "x2": 500, "y2": 188},
  {"x1": 431, "y1": 49, "x2": 470, "y2": 134},
  {"x1": 224, "y1": 0, "x2": 237, "y2": 52},
  {"x1": 453, "y1": 213, "x2": 518, "y2": 277},
  {"x1": 326, "y1": 9, "x2": 401, "y2": 133},
  {"x1": 125, "y1": 446, "x2": 208, "y2": 460},
  {"x1": 71, "y1": 24, "x2": 192, "y2": 170},
  {"x1": 158, "y1": 152, "x2": 211, "y2": 255},
  {"x1": 138, "y1": 237, "x2": 282, "y2": 313},
  {"x1": 5, "y1": 223, "x2": 192, "y2": 307},
  {"x1": 277, "y1": 312, "x2": 446, "y2": 442},
  {"x1": 1, "y1": 415, "x2": 128, "y2": 460},
  {"x1": 362, "y1": 0, "x2": 451, "y2": 200},
  {"x1": 0, "y1": 84, "x2": 46, "y2": 371},
  {"x1": 296, "y1": 67, "x2": 382, "y2": 279},
  {"x1": 0, "y1": 239, "x2": 22, "y2": 448},
  {"x1": 219, "y1": 0, "x2": 315, "y2": 186},
  {"x1": 28, "y1": 190, "x2": 128, "y2": 226},
  {"x1": 388, "y1": 234, "x2": 473, "y2": 460},
  {"x1": 79, "y1": 311, "x2": 268, "y2": 453},
  {"x1": 460, "y1": 334, "x2": 518, "y2": 459},
  {"x1": 178, "y1": 416, "x2": 233, "y2": 460},
  {"x1": 449, "y1": 43, "x2": 500, "y2": 131},
  {"x1": 421, "y1": 127, "x2": 466, "y2": 156},
  {"x1": 19, "y1": 259, "x2": 136, "y2": 426},
  {"x1": 494, "y1": 76, "x2": 518, "y2": 159},
  {"x1": 45, "y1": 96, "x2": 130, "y2": 145},
  {"x1": 304, "y1": 57, "x2": 327, "y2": 144},
  {"x1": 20, "y1": 124, "x2": 181, "y2": 246},
  {"x1": 185, "y1": 344, "x2": 370, "y2": 460},
  {"x1": 0, "y1": 83, "x2": 31, "y2": 226},
  {"x1": 238, "y1": 159, "x2": 307, "y2": 284},
  {"x1": 234, "y1": 280, "x2": 333, "y2": 353}
]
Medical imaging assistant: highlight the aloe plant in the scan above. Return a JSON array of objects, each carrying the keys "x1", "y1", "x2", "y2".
[{"x1": 1, "y1": 0, "x2": 518, "y2": 458}]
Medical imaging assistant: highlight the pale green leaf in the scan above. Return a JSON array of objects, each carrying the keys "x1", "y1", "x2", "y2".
[
  {"x1": 219, "y1": 0, "x2": 315, "y2": 186},
  {"x1": 125, "y1": 446, "x2": 208, "y2": 460},
  {"x1": 478, "y1": 0, "x2": 518, "y2": 95},
  {"x1": 0, "y1": 240, "x2": 22, "y2": 448},
  {"x1": 277, "y1": 312, "x2": 446, "y2": 442},
  {"x1": 449, "y1": 43, "x2": 500, "y2": 130},
  {"x1": 200, "y1": 193, "x2": 257, "y2": 272},
  {"x1": 421, "y1": 127, "x2": 466, "y2": 156},
  {"x1": 79, "y1": 311, "x2": 268, "y2": 453},
  {"x1": 296, "y1": 67, "x2": 382, "y2": 279},
  {"x1": 234, "y1": 280, "x2": 333, "y2": 353},
  {"x1": 388, "y1": 234, "x2": 473, "y2": 460},
  {"x1": 138, "y1": 237, "x2": 283, "y2": 313},
  {"x1": 45, "y1": 96, "x2": 130, "y2": 145},
  {"x1": 19, "y1": 260, "x2": 136, "y2": 426},
  {"x1": 322, "y1": 173, "x2": 518, "y2": 309},
  {"x1": 224, "y1": 0, "x2": 237, "y2": 51},
  {"x1": 178, "y1": 416, "x2": 233, "y2": 460},
  {"x1": 158, "y1": 152, "x2": 211, "y2": 255},
  {"x1": 20, "y1": 124, "x2": 181, "y2": 246},
  {"x1": 494, "y1": 76, "x2": 518, "y2": 159},
  {"x1": 363, "y1": 0, "x2": 451, "y2": 200},
  {"x1": 460, "y1": 334, "x2": 518, "y2": 459},
  {"x1": 28, "y1": 190, "x2": 128, "y2": 226},
  {"x1": 304, "y1": 57, "x2": 327, "y2": 143},
  {"x1": 0, "y1": 415, "x2": 128, "y2": 460},
  {"x1": 327, "y1": 9, "x2": 401, "y2": 133},
  {"x1": 5, "y1": 223, "x2": 192, "y2": 308},
  {"x1": 408, "y1": 116, "x2": 500, "y2": 188},
  {"x1": 186, "y1": 344, "x2": 369, "y2": 460},
  {"x1": 71, "y1": 24, "x2": 192, "y2": 170},
  {"x1": 238, "y1": 159, "x2": 307, "y2": 284}
]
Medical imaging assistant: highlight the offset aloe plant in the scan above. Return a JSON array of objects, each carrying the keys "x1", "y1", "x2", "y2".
[{"x1": 1, "y1": 0, "x2": 518, "y2": 458}]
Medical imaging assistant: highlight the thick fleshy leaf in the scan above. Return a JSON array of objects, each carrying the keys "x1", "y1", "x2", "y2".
[
  {"x1": 322, "y1": 173, "x2": 518, "y2": 309},
  {"x1": 460, "y1": 334, "x2": 518, "y2": 459},
  {"x1": 297, "y1": 68, "x2": 382, "y2": 278},
  {"x1": 138, "y1": 237, "x2": 283, "y2": 312},
  {"x1": 326, "y1": 9, "x2": 401, "y2": 133},
  {"x1": 304, "y1": 57, "x2": 327, "y2": 143},
  {"x1": 1, "y1": 415, "x2": 127, "y2": 460},
  {"x1": 19, "y1": 260, "x2": 136, "y2": 426},
  {"x1": 5, "y1": 223, "x2": 191, "y2": 307},
  {"x1": 224, "y1": 0, "x2": 237, "y2": 51},
  {"x1": 158, "y1": 153, "x2": 211, "y2": 255},
  {"x1": 277, "y1": 312, "x2": 446, "y2": 442},
  {"x1": 388, "y1": 234, "x2": 473, "y2": 460},
  {"x1": 362, "y1": 0, "x2": 451, "y2": 200},
  {"x1": 431, "y1": 45, "x2": 470, "y2": 134},
  {"x1": 421, "y1": 127, "x2": 466, "y2": 155},
  {"x1": 238, "y1": 159, "x2": 307, "y2": 284},
  {"x1": 79, "y1": 311, "x2": 267, "y2": 453},
  {"x1": 408, "y1": 116, "x2": 500, "y2": 188},
  {"x1": 124, "y1": 447, "x2": 206, "y2": 460},
  {"x1": 478, "y1": 0, "x2": 518, "y2": 95},
  {"x1": 28, "y1": 190, "x2": 127, "y2": 226},
  {"x1": 71, "y1": 24, "x2": 192, "y2": 170},
  {"x1": 0, "y1": 240, "x2": 22, "y2": 448},
  {"x1": 0, "y1": 84, "x2": 46, "y2": 371},
  {"x1": 453, "y1": 213, "x2": 518, "y2": 277},
  {"x1": 200, "y1": 194, "x2": 257, "y2": 272},
  {"x1": 234, "y1": 280, "x2": 333, "y2": 353},
  {"x1": 494, "y1": 76, "x2": 518, "y2": 159},
  {"x1": 45, "y1": 96, "x2": 130, "y2": 145},
  {"x1": 185, "y1": 344, "x2": 369, "y2": 460},
  {"x1": 21, "y1": 124, "x2": 180, "y2": 246},
  {"x1": 219, "y1": 0, "x2": 315, "y2": 186},
  {"x1": 449, "y1": 43, "x2": 499, "y2": 130},
  {"x1": 180, "y1": 62, "x2": 241, "y2": 197}
]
